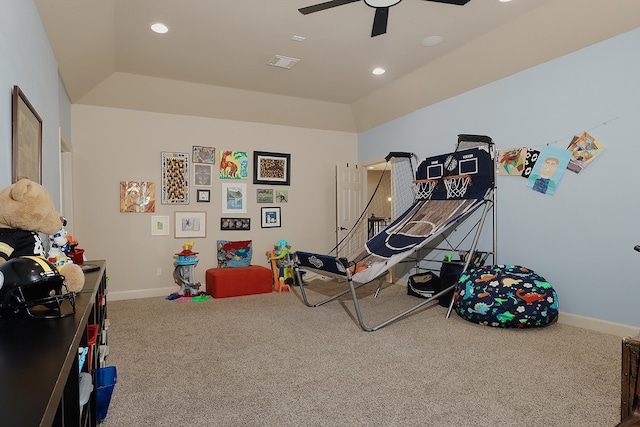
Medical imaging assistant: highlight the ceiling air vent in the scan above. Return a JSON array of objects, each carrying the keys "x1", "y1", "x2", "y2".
[{"x1": 267, "y1": 55, "x2": 300, "y2": 69}]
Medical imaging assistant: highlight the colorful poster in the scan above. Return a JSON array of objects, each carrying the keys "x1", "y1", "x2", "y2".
[
  {"x1": 161, "y1": 152, "x2": 189, "y2": 204},
  {"x1": 219, "y1": 151, "x2": 249, "y2": 179},
  {"x1": 526, "y1": 146, "x2": 572, "y2": 195},
  {"x1": 497, "y1": 147, "x2": 527, "y2": 176},
  {"x1": 566, "y1": 132, "x2": 605, "y2": 173},
  {"x1": 192, "y1": 146, "x2": 215, "y2": 164},
  {"x1": 120, "y1": 181, "x2": 155, "y2": 212}
]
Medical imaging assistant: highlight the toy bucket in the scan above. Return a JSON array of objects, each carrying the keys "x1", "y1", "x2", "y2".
[{"x1": 69, "y1": 248, "x2": 85, "y2": 264}]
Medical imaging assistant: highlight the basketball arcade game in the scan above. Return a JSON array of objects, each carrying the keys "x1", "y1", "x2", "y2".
[{"x1": 293, "y1": 135, "x2": 497, "y2": 331}]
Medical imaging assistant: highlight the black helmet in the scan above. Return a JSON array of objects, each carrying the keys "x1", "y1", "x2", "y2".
[{"x1": 0, "y1": 256, "x2": 76, "y2": 318}]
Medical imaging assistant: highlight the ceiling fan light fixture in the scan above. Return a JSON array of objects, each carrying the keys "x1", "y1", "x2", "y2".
[
  {"x1": 299, "y1": 0, "x2": 471, "y2": 37},
  {"x1": 364, "y1": 0, "x2": 402, "y2": 7},
  {"x1": 150, "y1": 22, "x2": 169, "y2": 34}
]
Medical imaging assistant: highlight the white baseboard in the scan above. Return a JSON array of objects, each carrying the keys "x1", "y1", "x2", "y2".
[
  {"x1": 557, "y1": 312, "x2": 640, "y2": 337},
  {"x1": 107, "y1": 287, "x2": 176, "y2": 301},
  {"x1": 398, "y1": 280, "x2": 639, "y2": 337},
  {"x1": 108, "y1": 283, "x2": 639, "y2": 337}
]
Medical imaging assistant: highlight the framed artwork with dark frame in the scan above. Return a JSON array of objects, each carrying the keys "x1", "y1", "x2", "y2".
[
  {"x1": 220, "y1": 217, "x2": 251, "y2": 231},
  {"x1": 12, "y1": 85, "x2": 42, "y2": 183},
  {"x1": 253, "y1": 151, "x2": 291, "y2": 186},
  {"x1": 196, "y1": 189, "x2": 210, "y2": 203},
  {"x1": 261, "y1": 207, "x2": 281, "y2": 228}
]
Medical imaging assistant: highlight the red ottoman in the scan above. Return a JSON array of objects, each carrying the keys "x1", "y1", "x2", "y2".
[{"x1": 206, "y1": 265, "x2": 272, "y2": 298}]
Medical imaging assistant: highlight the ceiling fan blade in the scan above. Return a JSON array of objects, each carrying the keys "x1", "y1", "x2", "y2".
[
  {"x1": 371, "y1": 7, "x2": 389, "y2": 37},
  {"x1": 299, "y1": 0, "x2": 360, "y2": 15},
  {"x1": 424, "y1": 0, "x2": 471, "y2": 5}
]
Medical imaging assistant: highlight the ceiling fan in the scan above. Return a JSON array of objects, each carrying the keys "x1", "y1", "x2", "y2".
[{"x1": 299, "y1": 0, "x2": 471, "y2": 37}]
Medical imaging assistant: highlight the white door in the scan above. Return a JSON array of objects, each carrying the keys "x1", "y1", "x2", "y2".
[{"x1": 335, "y1": 162, "x2": 363, "y2": 257}]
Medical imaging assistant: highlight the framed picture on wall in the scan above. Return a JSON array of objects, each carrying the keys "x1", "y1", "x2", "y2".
[
  {"x1": 253, "y1": 151, "x2": 291, "y2": 186},
  {"x1": 275, "y1": 189, "x2": 288, "y2": 203},
  {"x1": 192, "y1": 145, "x2": 215, "y2": 164},
  {"x1": 12, "y1": 85, "x2": 42, "y2": 184},
  {"x1": 161, "y1": 152, "x2": 190, "y2": 204},
  {"x1": 151, "y1": 215, "x2": 170, "y2": 236},
  {"x1": 175, "y1": 211, "x2": 207, "y2": 238},
  {"x1": 194, "y1": 163, "x2": 213, "y2": 186},
  {"x1": 256, "y1": 189, "x2": 274, "y2": 203},
  {"x1": 196, "y1": 189, "x2": 210, "y2": 203},
  {"x1": 221, "y1": 183, "x2": 247, "y2": 213},
  {"x1": 261, "y1": 207, "x2": 281, "y2": 228},
  {"x1": 221, "y1": 217, "x2": 251, "y2": 230}
]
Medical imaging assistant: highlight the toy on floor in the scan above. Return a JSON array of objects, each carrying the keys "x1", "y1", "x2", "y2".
[
  {"x1": 173, "y1": 242, "x2": 201, "y2": 296},
  {"x1": 266, "y1": 239, "x2": 295, "y2": 293}
]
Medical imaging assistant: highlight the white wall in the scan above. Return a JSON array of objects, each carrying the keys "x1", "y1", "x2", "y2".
[
  {"x1": 71, "y1": 105, "x2": 357, "y2": 299},
  {"x1": 0, "y1": 0, "x2": 64, "y2": 203},
  {"x1": 358, "y1": 28, "x2": 640, "y2": 329}
]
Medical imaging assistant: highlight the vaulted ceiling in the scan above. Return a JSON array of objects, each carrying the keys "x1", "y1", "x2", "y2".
[{"x1": 36, "y1": 0, "x2": 640, "y2": 132}]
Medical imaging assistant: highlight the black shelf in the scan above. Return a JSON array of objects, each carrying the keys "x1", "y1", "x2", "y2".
[{"x1": 0, "y1": 260, "x2": 107, "y2": 426}]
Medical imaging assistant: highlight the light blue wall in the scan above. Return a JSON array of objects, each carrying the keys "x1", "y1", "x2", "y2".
[
  {"x1": 359, "y1": 28, "x2": 640, "y2": 328},
  {"x1": 0, "y1": 0, "x2": 66, "y2": 206}
]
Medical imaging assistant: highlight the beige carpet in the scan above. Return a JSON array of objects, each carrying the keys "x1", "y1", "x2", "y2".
[{"x1": 100, "y1": 279, "x2": 622, "y2": 426}]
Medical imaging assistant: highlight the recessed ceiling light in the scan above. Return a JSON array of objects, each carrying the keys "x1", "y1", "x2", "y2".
[
  {"x1": 150, "y1": 22, "x2": 169, "y2": 34},
  {"x1": 421, "y1": 35, "x2": 443, "y2": 47},
  {"x1": 498, "y1": 0, "x2": 513, "y2": 2},
  {"x1": 372, "y1": 67, "x2": 386, "y2": 75}
]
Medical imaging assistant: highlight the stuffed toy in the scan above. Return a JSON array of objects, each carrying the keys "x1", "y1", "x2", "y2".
[{"x1": 0, "y1": 179, "x2": 84, "y2": 292}]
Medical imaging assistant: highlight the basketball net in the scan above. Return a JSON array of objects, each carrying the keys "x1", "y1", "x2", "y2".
[
  {"x1": 413, "y1": 179, "x2": 438, "y2": 200},
  {"x1": 443, "y1": 175, "x2": 471, "y2": 198}
]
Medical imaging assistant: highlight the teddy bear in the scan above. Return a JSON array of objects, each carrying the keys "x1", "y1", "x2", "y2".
[{"x1": 0, "y1": 179, "x2": 84, "y2": 293}]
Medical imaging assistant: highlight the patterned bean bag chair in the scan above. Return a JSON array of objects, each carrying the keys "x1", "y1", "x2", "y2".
[{"x1": 454, "y1": 264, "x2": 559, "y2": 328}]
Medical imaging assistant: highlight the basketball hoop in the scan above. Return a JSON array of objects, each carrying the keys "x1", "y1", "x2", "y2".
[
  {"x1": 443, "y1": 175, "x2": 471, "y2": 198},
  {"x1": 413, "y1": 179, "x2": 438, "y2": 200}
]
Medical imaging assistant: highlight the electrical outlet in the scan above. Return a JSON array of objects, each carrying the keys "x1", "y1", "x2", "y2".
[{"x1": 156, "y1": 267, "x2": 162, "y2": 276}]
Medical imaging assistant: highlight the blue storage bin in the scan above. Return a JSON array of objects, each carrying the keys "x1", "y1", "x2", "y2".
[{"x1": 96, "y1": 366, "x2": 117, "y2": 421}]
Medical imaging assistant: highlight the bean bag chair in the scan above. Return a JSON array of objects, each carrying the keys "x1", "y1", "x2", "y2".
[{"x1": 454, "y1": 264, "x2": 558, "y2": 328}]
